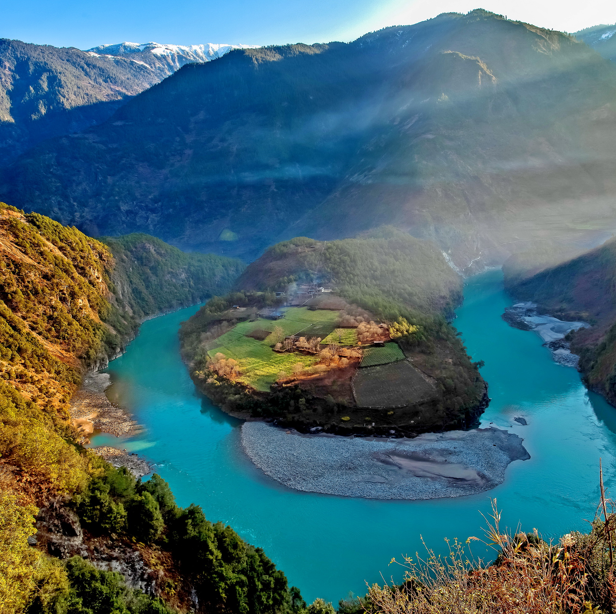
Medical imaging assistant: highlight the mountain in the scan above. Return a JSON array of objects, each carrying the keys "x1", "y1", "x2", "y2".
[
  {"x1": 574, "y1": 24, "x2": 616, "y2": 62},
  {"x1": 0, "y1": 38, "x2": 163, "y2": 164},
  {"x1": 504, "y1": 238, "x2": 616, "y2": 407},
  {"x1": 0, "y1": 201, "x2": 242, "y2": 500},
  {"x1": 88, "y1": 41, "x2": 252, "y2": 73},
  {"x1": 3, "y1": 10, "x2": 616, "y2": 266},
  {"x1": 0, "y1": 38, "x2": 247, "y2": 165},
  {"x1": 0, "y1": 202, "x2": 305, "y2": 613}
]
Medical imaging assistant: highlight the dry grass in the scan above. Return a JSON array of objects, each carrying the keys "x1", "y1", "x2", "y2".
[{"x1": 367, "y1": 480, "x2": 616, "y2": 614}]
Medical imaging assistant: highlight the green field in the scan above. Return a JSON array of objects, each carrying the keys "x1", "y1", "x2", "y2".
[
  {"x1": 360, "y1": 342, "x2": 405, "y2": 367},
  {"x1": 321, "y1": 328, "x2": 358, "y2": 346},
  {"x1": 208, "y1": 308, "x2": 340, "y2": 391}
]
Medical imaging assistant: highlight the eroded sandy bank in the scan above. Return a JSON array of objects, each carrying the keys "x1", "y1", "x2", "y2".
[{"x1": 241, "y1": 423, "x2": 529, "y2": 500}]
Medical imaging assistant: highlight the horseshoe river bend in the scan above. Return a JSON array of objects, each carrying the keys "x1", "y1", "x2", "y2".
[{"x1": 91, "y1": 269, "x2": 616, "y2": 604}]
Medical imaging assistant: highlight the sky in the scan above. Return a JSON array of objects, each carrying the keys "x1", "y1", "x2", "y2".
[{"x1": 2, "y1": 0, "x2": 616, "y2": 50}]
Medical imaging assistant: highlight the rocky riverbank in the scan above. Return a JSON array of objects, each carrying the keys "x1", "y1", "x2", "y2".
[
  {"x1": 241, "y1": 422, "x2": 529, "y2": 500},
  {"x1": 70, "y1": 372, "x2": 140, "y2": 440},
  {"x1": 503, "y1": 302, "x2": 589, "y2": 367},
  {"x1": 95, "y1": 446, "x2": 153, "y2": 479},
  {"x1": 70, "y1": 372, "x2": 154, "y2": 477}
]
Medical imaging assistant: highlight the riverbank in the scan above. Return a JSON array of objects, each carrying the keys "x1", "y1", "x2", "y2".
[
  {"x1": 241, "y1": 422, "x2": 530, "y2": 500},
  {"x1": 70, "y1": 372, "x2": 140, "y2": 440},
  {"x1": 70, "y1": 371, "x2": 155, "y2": 477},
  {"x1": 502, "y1": 302, "x2": 589, "y2": 367}
]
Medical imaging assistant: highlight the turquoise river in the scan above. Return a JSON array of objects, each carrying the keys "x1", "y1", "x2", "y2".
[{"x1": 94, "y1": 269, "x2": 616, "y2": 604}]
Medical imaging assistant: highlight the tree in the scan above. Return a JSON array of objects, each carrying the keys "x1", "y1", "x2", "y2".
[
  {"x1": 139, "y1": 474, "x2": 176, "y2": 520},
  {"x1": 293, "y1": 363, "x2": 304, "y2": 376},
  {"x1": 389, "y1": 317, "x2": 419, "y2": 340},
  {"x1": 308, "y1": 598, "x2": 336, "y2": 614},
  {"x1": 0, "y1": 491, "x2": 40, "y2": 612},
  {"x1": 127, "y1": 492, "x2": 164, "y2": 544},
  {"x1": 271, "y1": 325, "x2": 284, "y2": 344}
]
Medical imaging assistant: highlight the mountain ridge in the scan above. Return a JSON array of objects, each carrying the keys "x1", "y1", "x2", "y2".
[{"x1": 3, "y1": 10, "x2": 616, "y2": 268}]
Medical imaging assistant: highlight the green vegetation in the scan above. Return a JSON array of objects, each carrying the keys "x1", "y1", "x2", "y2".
[
  {"x1": 321, "y1": 329, "x2": 358, "y2": 346},
  {"x1": 182, "y1": 233, "x2": 486, "y2": 433},
  {"x1": 360, "y1": 343, "x2": 405, "y2": 368},
  {"x1": 72, "y1": 467, "x2": 304, "y2": 614},
  {"x1": 0, "y1": 204, "x2": 243, "y2": 497},
  {"x1": 353, "y1": 361, "x2": 436, "y2": 408},
  {"x1": 0, "y1": 37, "x2": 170, "y2": 165},
  {"x1": 104, "y1": 233, "x2": 244, "y2": 321},
  {"x1": 0, "y1": 205, "x2": 317, "y2": 613},
  {"x1": 238, "y1": 232, "x2": 462, "y2": 318},
  {"x1": 203, "y1": 308, "x2": 338, "y2": 391},
  {"x1": 28, "y1": 557, "x2": 176, "y2": 614},
  {"x1": 6, "y1": 10, "x2": 616, "y2": 265}
]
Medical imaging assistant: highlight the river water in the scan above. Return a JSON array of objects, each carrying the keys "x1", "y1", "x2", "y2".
[{"x1": 95, "y1": 269, "x2": 616, "y2": 604}]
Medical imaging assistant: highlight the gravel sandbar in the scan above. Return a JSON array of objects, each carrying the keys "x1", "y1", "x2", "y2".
[{"x1": 241, "y1": 423, "x2": 530, "y2": 500}]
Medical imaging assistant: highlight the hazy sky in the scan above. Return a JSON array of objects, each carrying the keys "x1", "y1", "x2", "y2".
[{"x1": 3, "y1": 0, "x2": 616, "y2": 50}]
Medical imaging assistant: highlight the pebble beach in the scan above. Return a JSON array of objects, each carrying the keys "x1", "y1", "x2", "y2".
[{"x1": 241, "y1": 422, "x2": 530, "y2": 500}]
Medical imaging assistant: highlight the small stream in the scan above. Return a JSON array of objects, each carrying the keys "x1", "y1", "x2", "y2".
[{"x1": 94, "y1": 269, "x2": 616, "y2": 604}]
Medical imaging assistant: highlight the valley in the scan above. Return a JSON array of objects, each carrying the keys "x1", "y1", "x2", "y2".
[
  {"x1": 4, "y1": 6, "x2": 616, "y2": 613},
  {"x1": 91, "y1": 269, "x2": 616, "y2": 604}
]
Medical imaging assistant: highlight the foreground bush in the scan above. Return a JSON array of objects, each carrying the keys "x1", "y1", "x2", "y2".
[{"x1": 367, "y1": 497, "x2": 616, "y2": 614}]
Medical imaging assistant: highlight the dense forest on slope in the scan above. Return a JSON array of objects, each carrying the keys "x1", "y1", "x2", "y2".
[
  {"x1": 235, "y1": 230, "x2": 462, "y2": 316},
  {"x1": 504, "y1": 237, "x2": 616, "y2": 406},
  {"x1": 0, "y1": 204, "x2": 298, "y2": 613},
  {"x1": 181, "y1": 232, "x2": 486, "y2": 434},
  {"x1": 3, "y1": 10, "x2": 616, "y2": 266},
  {"x1": 0, "y1": 38, "x2": 249, "y2": 166},
  {"x1": 103, "y1": 233, "x2": 244, "y2": 348},
  {"x1": 0, "y1": 39, "x2": 168, "y2": 165}
]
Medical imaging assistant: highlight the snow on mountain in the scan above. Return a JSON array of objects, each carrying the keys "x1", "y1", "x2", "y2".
[{"x1": 88, "y1": 41, "x2": 253, "y2": 73}]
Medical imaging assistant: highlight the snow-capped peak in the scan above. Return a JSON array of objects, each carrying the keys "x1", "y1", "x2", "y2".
[{"x1": 88, "y1": 41, "x2": 252, "y2": 65}]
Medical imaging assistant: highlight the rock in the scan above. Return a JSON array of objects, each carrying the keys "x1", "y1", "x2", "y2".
[
  {"x1": 94, "y1": 446, "x2": 153, "y2": 479},
  {"x1": 514, "y1": 416, "x2": 528, "y2": 426}
]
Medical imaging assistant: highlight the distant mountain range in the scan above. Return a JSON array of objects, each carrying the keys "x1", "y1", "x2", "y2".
[
  {"x1": 0, "y1": 38, "x2": 247, "y2": 164},
  {"x1": 574, "y1": 24, "x2": 616, "y2": 62},
  {"x1": 3, "y1": 9, "x2": 616, "y2": 267},
  {"x1": 88, "y1": 41, "x2": 252, "y2": 72}
]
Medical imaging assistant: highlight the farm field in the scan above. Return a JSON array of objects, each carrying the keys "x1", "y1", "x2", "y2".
[
  {"x1": 208, "y1": 307, "x2": 340, "y2": 391},
  {"x1": 321, "y1": 328, "x2": 358, "y2": 346},
  {"x1": 353, "y1": 361, "x2": 436, "y2": 408},
  {"x1": 360, "y1": 342, "x2": 405, "y2": 367}
]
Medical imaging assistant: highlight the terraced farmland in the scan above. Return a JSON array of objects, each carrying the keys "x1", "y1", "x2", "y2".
[
  {"x1": 321, "y1": 328, "x2": 358, "y2": 346},
  {"x1": 360, "y1": 342, "x2": 405, "y2": 367},
  {"x1": 207, "y1": 307, "x2": 340, "y2": 391}
]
